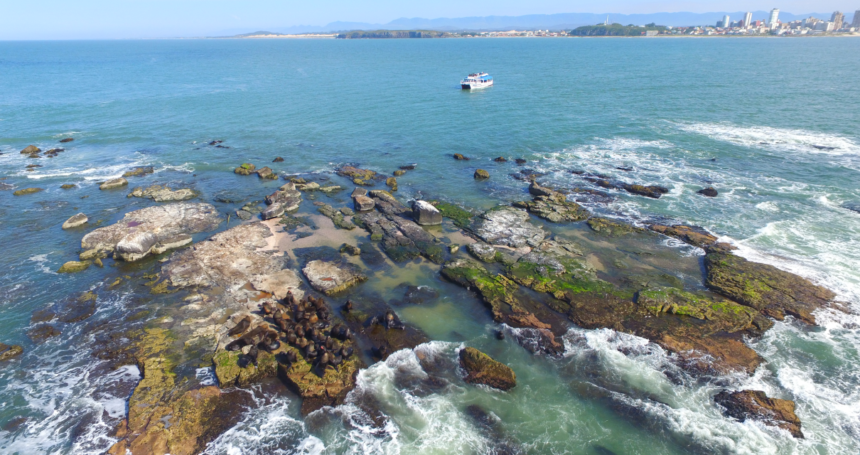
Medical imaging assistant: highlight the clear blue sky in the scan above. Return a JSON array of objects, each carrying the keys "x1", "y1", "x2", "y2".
[{"x1": 1, "y1": 0, "x2": 854, "y2": 39}]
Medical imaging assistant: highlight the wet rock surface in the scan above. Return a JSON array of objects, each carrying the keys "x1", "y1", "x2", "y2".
[
  {"x1": 459, "y1": 347, "x2": 516, "y2": 391},
  {"x1": 715, "y1": 390, "x2": 803, "y2": 438},
  {"x1": 62, "y1": 213, "x2": 88, "y2": 230},
  {"x1": 0, "y1": 344, "x2": 23, "y2": 362},
  {"x1": 82, "y1": 203, "x2": 221, "y2": 261},
  {"x1": 649, "y1": 224, "x2": 719, "y2": 248},
  {"x1": 99, "y1": 177, "x2": 128, "y2": 190},
  {"x1": 517, "y1": 183, "x2": 589, "y2": 223},
  {"x1": 412, "y1": 200, "x2": 442, "y2": 226}
]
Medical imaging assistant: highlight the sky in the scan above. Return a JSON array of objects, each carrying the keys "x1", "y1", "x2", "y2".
[{"x1": 1, "y1": 0, "x2": 856, "y2": 39}]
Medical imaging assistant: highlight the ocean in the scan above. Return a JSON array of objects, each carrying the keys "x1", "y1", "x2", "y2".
[{"x1": 0, "y1": 37, "x2": 858, "y2": 454}]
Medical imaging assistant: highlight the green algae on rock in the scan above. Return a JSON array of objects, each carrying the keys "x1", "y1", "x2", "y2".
[
  {"x1": 0, "y1": 344, "x2": 23, "y2": 362},
  {"x1": 12, "y1": 187, "x2": 43, "y2": 196},
  {"x1": 234, "y1": 163, "x2": 256, "y2": 175},
  {"x1": 704, "y1": 250, "x2": 835, "y2": 324},
  {"x1": 649, "y1": 224, "x2": 719, "y2": 248},
  {"x1": 58, "y1": 260, "x2": 90, "y2": 273},
  {"x1": 122, "y1": 166, "x2": 154, "y2": 178},
  {"x1": 586, "y1": 217, "x2": 645, "y2": 237},
  {"x1": 459, "y1": 347, "x2": 516, "y2": 391},
  {"x1": 429, "y1": 201, "x2": 473, "y2": 229},
  {"x1": 318, "y1": 204, "x2": 357, "y2": 230}
]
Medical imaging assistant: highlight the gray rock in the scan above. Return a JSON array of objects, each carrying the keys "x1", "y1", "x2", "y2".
[
  {"x1": 62, "y1": 213, "x2": 88, "y2": 230},
  {"x1": 528, "y1": 181, "x2": 555, "y2": 197},
  {"x1": 99, "y1": 177, "x2": 128, "y2": 190},
  {"x1": 351, "y1": 188, "x2": 368, "y2": 198},
  {"x1": 261, "y1": 203, "x2": 285, "y2": 220},
  {"x1": 81, "y1": 202, "x2": 220, "y2": 261},
  {"x1": 235, "y1": 210, "x2": 252, "y2": 221},
  {"x1": 262, "y1": 186, "x2": 302, "y2": 220},
  {"x1": 128, "y1": 185, "x2": 198, "y2": 202},
  {"x1": 150, "y1": 234, "x2": 193, "y2": 255},
  {"x1": 295, "y1": 182, "x2": 320, "y2": 191},
  {"x1": 412, "y1": 200, "x2": 443, "y2": 226},
  {"x1": 467, "y1": 242, "x2": 497, "y2": 262},
  {"x1": 473, "y1": 207, "x2": 545, "y2": 248},
  {"x1": 354, "y1": 195, "x2": 375, "y2": 212},
  {"x1": 302, "y1": 260, "x2": 367, "y2": 295}
]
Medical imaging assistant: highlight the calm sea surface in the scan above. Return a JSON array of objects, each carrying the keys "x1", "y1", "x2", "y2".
[{"x1": 0, "y1": 38, "x2": 859, "y2": 454}]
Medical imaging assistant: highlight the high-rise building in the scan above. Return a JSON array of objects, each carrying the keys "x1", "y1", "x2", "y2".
[
  {"x1": 853, "y1": 10, "x2": 860, "y2": 28},
  {"x1": 769, "y1": 8, "x2": 780, "y2": 28},
  {"x1": 744, "y1": 12, "x2": 753, "y2": 28},
  {"x1": 722, "y1": 15, "x2": 731, "y2": 28},
  {"x1": 832, "y1": 11, "x2": 845, "y2": 29}
]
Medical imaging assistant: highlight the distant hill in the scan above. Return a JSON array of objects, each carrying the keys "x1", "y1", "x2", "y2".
[
  {"x1": 243, "y1": 11, "x2": 838, "y2": 35},
  {"x1": 571, "y1": 24, "x2": 668, "y2": 36}
]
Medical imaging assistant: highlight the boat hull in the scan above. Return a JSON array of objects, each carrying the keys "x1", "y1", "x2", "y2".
[{"x1": 461, "y1": 81, "x2": 493, "y2": 90}]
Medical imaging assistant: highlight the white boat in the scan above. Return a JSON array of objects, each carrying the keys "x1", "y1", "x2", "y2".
[{"x1": 460, "y1": 72, "x2": 493, "y2": 90}]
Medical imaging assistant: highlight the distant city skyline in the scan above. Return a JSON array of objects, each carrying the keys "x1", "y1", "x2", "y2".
[{"x1": 1, "y1": 1, "x2": 858, "y2": 39}]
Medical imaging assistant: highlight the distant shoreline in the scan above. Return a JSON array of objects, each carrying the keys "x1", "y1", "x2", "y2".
[{"x1": 225, "y1": 33, "x2": 860, "y2": 40}]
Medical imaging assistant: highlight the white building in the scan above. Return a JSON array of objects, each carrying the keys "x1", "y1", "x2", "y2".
[
  {"x1": 769, "y1": 9, "x2": 780, "y2": 28},
  {"x1": 744, "y1": 12, "x2": 753, "y2": 28},
  {"x1": 721, "y1": 15, "x2": 731, "y2": 28}
]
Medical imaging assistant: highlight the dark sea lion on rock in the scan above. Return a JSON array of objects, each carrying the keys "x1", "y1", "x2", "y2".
[
  {"x1": 225, "y1": 339, "x2": 248, "y2": 351},
  {"x1": 228, "y1": 316, "x2": 251, "y2": 337},
  {"x1": 342, "y1": 346, "x2": 355, "y2": 359},
  {"x1": 261, "y1": 301, "x2": 276, "y2": 315},
  {"x1": 373, "y1": 345, "x2": 389, "y2": 360},
  {"x1": 343, "y1": 300, "x2": 354, "y2": 312},
  {"x1": 285, "y1": 350, "x2": 298, "y2": 364},
  {"x1": 246, "y1": 345, "x2": 259, "y2": 367},
  {"x1": 286, "y1": 332, "x2": 298, "y2": 345}
]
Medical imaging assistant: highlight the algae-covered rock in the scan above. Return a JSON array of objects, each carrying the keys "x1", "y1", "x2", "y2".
[
  {"x1": 473, "y1": 206, "x2": 545, "y2": 248},
  {"x1": 337, "y1": 166, "x2": 377, "y2": 186},
  {"x1": 128, "y1": 185, "x2": 198, "y2": 202},
  {"x1": 256, "y1": 166, "x2": 278, "y2": 180},
  {"x1": 302, "y1": 260, "x2": 367, "y2": 295},
  {"x1": 704, "y1": 251, "x2": 835, "y2": 324},
  {"x1": 474, "y1": 169, "x2": 490, "y2": 180},
  {"x1": 715, "y1": 390, "x2": 803, "y2": 438},
  {"x1": 13, "y1": 188, "x2": 43, "y2": 196},
  {"x1": 20, "y1": 145, "x2": 41, "y2": 155},
  {"x1": 355, "y1": 210, "x2": 444, "y2": 263},
  {"x1": 587, "y1": 217, "x2": 644, "y2": 237},
  {"x1": 429, "y1": 201, "x2": 473, "y2": 229},
  {"x1": 213, "y1": 349, "x2": 278, "y2": 387},
  {"x1": 234, "y1": 163, "x2": 256, "y2": 175},
  {"x1": 62, "y1": 213, "x2": 88, "y2": 230},
  {"x1": 459, "y1": 347, "x2": 516, "y2": 391},
  {"x1": 122, "y1": 166, "x2": 154, "y2": 178},
  {"x1": 386, "y1": 177, "x2": 398, "y2": 191},
  {"x1": 0, "y1": 344, "x2": 23, "y2": 362},
  {"x1": 467, "y1": 242, "x2": 497, "y2": 263},
  {"x1": 354, "y1": 195, "x2": 375, "y2": 212},
  {"x1": 99, "y1": 177, "x2": 128, "y2": 190},
  {"x1": 60, "y1": 184, "x2": 76, "y2": 190},
  {"x1": 280, "y1": 349, "x2": 362, "y2": 415},
  {"x1": 621, "y1": 183, "x2": 669, "y2": 199},
  {"x1": 318, "y1": 204, "x2": 357, "y2": 230},
  {"x1": 636, "y1": 287, "x2": 767, "y2": 334},
  {"x1": 58, "y1": 261, "x2": 90, "y2": 273},
  {"x1": 27, "y1": 324, "x2": 60, "y2": 343}
]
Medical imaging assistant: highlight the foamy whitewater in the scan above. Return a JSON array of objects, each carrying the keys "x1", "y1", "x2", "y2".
[{"x1": 0, "y1": 38, "x2": 858, "y2": 454}]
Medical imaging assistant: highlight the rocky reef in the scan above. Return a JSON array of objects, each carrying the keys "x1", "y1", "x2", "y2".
[
  {"x1": 715, "y1": 390, "x2": 803, "y2": 438},
  {"x1": 459, "y1": 347, "x2": 516, "y2": 391}
]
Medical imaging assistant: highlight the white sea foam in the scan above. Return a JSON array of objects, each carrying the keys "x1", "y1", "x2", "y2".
[
  {"x1": 28, "y1": 254, "x2": 56, "y2": 275},
  {"x1": 674, "y1": 122, "x2": 860, "y2": 156}
]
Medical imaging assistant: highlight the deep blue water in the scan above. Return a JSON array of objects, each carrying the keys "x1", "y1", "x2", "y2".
[{"x1": 1, "y1": 37, "x2": 859, "y2": 454}]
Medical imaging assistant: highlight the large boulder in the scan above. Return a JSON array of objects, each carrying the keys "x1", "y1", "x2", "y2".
[
  {"x1": 261, "y1": 186, "x2": 302, "y2": 220},
  {"x1": 128, "y1": 185, "x2": 198, "y2": 202},
  {"x1": 473, "y1": 206, "x2": 545, "y2": 248},
  {"x1": 99, "y1": 178, "x2": 128, "y2": 190},
  {"x1": 234, "y1": 163, "x2": 255, "y2": 175},
  {"x1": 20, "y1": 145, "x2": 41, "y2": 155},
  {"x1": 302, "y1": 260, "x2": 367, "y2": 295},
  {"x1": 81, "y1": 203, "x2": 221, "y2": 261},
  {"x1": 412, "y1": 200, "x2": 442, "y2": 226},
  {"x1": 62, "y1": 213, "x2": 88, "y2": 230},
  {"x1": 353, "y1": 195, "x2": 375, "y2": 212},
  {"x1": 474, "y1": 169, "x2": 490, "y2": 180},
  {"x1": 715, "y1": 390, "x2": 803, "y2": 438},
  {"x1": 256, "y1": 167, "x2": 278, "y2": 180},
  {"x1": 459, "y1": 347, "x2": 516, "y2": 391},
  {"x1": 704, "y1": 250, "x2": 835, "y2": 324}
]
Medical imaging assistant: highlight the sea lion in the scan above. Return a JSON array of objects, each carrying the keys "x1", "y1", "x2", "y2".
[
  {"x1": 330, "y1": 354, "x2": 342, "y2": 368},
  {"x1": 246, "y1": 345, "x2": 259, "y2": 367},
  {"x1": 285, "y1": 350, "x2": 298, "y2": 364},
  {"x1": 305, "y1": 343, "x2": 317, "y2": 359},
  {"x1": 308, "y1": 313, "x2": 319, "y2": 324},
  {"x1": 225, "y1": 339, "x2": 248, "y2": 351},
  {"x1": 342, "y1": 346, "x2": 354, "y2": 359},
  {"x1": 286, "y1": 332, "x2": 297, "y2": 345},
  {"x1": 227, "y1": 316, "x2": 251, "y2": 337},
  {"x1": 276, "y1": 318, "x2": 289, "y2": 332},
  {"x1": 331, "y1": 339, "x2": 342, "y2": 353},
  {"x1": 343, "y1": 300, "x2": 353, "y2": 312},
  {"x1": 261, "y1": 301, "x2": 275, "y2": 315},
  {"x1": 260, "y1": 331, "x2": 281, "y2": 352},
  {"x1": 384, "y1": 311, "x2": 405, "y2": 330},
  {"x1": 296, "y1": 337, "x2": 309, "y2": 349}
]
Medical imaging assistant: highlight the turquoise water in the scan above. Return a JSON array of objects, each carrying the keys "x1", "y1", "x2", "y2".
[{"x1": 1, "y1": 38, "x2": 859, "y2": 454}]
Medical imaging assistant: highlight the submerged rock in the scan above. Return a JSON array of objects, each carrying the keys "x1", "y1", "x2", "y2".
[
  {"x1": 697, "y1": 187, "x2": 719, "y2": 197},
  {"x1": 467, "y1": 242, "x2": 497, "y2": 262},
  {"x1": 386, "y1": 177, "x2": 398, "y2": 191},
  {"x1": 302, "y1": 260, "x2": 367, "y2": 295},
  {"x1": 81, "y1": 202, "x2": 220, "y2": 261},
  {"x1": 704, "y1": 250, "x2": 835, "y2": 324},
  {"x1": 128, "y1": 185, "x2": 198, "y2": 202},
  {"x1": 587, "y1": 217, "x2": 644, "y2": 237},
  {"x1": 621, "y1": 183, "x2": 669, "y2": 199},
  {"x1": 412, "y1": 200, "x2": 442, "y2": 226},
  {"x1": 0, "y1": 344, "x2": 23, "y2": 362},
  {"x1": 459, "y1": 347, "x2": 516, "y2": 391},
  {"x1": 60, "y1": 138, "x2": 74, "y2": 143},
  {"x1": 62, "y1": 213, "x2": 88, "y2": 230},
  {"x1": 453, "y1": 153, "x2": 469, "y2": 160},
  {"x1": 12, "y1": 188, "x2": 43, "y2": 196},
  {"x1": 715, "y1": 390, "x2": 803, "y2": 438},
  {"x1": 27, "y1": 324, "x2": 60, "y2": 343},
  {"x1": 473, "y1": 206, "x2": 545, "y2": 248},
  {"x1": 337, "y1": 166, "x2": 377, "y2": 186},
  {"x1": 122, "y1": 166, "x2": 154, "y2": 178},
  {"x1": 318, "y1": 204, "x2": 356, "y2": 230},
  {"x1": 355, "y1": 208, "x2": 444, "y2": 263},
  {"x1": 429, "y1": 201, "x2": 473, "y2": 229},
  {"x1": 99, "y1": 178, "x2": 128, "y2": 190}
]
